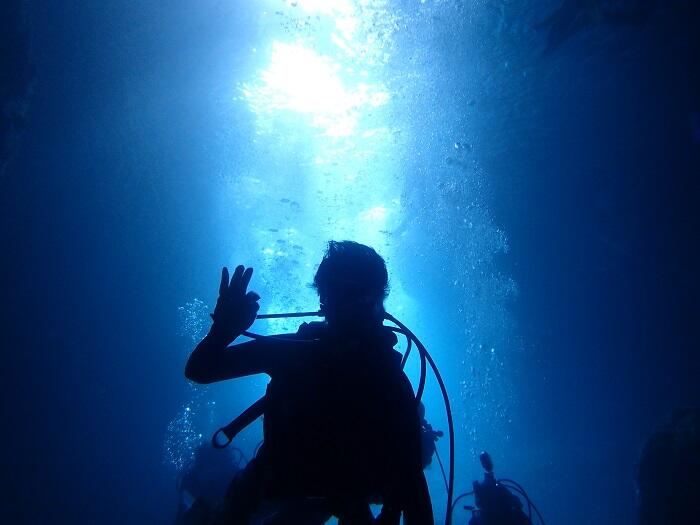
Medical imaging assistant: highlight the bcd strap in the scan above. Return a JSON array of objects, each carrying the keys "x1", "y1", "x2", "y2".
[{"x1": 211, "y1": 395, "x2": 267, "y2": 449}]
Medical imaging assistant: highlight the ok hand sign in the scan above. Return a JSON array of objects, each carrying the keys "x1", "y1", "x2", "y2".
[{"x1": 210, "y1": 265, "x2": 260, "y2": 342}]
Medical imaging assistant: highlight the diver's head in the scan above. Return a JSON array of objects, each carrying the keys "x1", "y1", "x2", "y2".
[
  {"x1": 313, "y1": 240, "x2": 388, "y2": 331},
  {"x1": 636, "y1": 408, "x2": 700, "y2": 525}
]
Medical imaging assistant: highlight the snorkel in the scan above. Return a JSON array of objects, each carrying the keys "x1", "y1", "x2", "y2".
[{"x1": 216, "y1": 309, "x2": 456, "y2": 525}]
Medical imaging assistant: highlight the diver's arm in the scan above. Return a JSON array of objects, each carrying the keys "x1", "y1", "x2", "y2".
[
  {"x1": 185, "y1": 330, "x2": 276, "y2": 384},
  {"x1": 185, "y1": 265, "x2": 267, "y2": 383}
]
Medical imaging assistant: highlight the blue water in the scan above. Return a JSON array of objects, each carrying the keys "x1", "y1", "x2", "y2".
[{"x1": 1, "y1": 1, "x2": 698, "y2": 524}]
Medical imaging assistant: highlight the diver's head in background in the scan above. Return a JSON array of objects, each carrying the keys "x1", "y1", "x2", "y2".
[
  {"x1": 636, "y1": 408, "x2": 700, "y2": 525},
  {"x1": 313, "y1": 240, "x2": 389, "y2": 332}
]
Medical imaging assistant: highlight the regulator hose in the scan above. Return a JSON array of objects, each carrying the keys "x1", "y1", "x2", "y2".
[
  {"x1": 217, "y1": 309, "x2": 455, "y2": 525},
  {"x1": 383, "y1": 313, "x2": 455, "y2": 525}
]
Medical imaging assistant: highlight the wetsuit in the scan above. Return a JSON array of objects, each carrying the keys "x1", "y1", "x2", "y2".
[{"x1": 186, "y1": 321, "x2": 433, "y2": 524}]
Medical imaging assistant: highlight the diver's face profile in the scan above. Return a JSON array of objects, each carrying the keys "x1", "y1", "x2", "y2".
[{"x1": 321, "y1": 294, "x2": 384, "y2": 330}]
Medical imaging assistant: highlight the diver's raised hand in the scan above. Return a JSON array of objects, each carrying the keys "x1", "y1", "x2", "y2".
[{"x1": 209, "y1": 265, "x2": 260, "y2": 342}]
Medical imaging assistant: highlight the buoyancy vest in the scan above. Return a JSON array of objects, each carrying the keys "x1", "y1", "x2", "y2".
[{"x1": 259, "y1": 322, "x2": 418, "y2": 501}]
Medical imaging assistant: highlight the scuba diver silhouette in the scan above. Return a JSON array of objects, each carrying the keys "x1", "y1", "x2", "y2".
[
  {"x1": 185, "y1": 241, "x2": 434, "y2": 524},
  {"x1": 636, "y1": 408, "x2": 700, "y2": 525},
  {"x1": 537, "y1": 0, "x2": 657, "y2": 52}
]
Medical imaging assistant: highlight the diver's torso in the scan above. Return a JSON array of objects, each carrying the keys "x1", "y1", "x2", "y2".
[{"x1": 260, "y1": 324, "x2": 409, "y2": 499}]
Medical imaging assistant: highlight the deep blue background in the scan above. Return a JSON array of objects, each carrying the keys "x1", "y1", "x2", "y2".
[{"x1": 1, "y1": 2, "x2": 698, "y2": 524}]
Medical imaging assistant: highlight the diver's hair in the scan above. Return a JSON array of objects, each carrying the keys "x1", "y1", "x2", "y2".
[
  {"x1": 313, "y1": 241, "x2": 389, "y2": 302},
  {"x1": 636, "y1": 408, "x2": 700, "y2": 525}
]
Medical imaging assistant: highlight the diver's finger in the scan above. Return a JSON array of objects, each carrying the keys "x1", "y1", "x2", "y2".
[
  {"x1": 240, "y1": 267, "x2": 254, "y2": 292},
  {"x1": 246, "y1": 291, "x2": 260, "y2": 302},
  {"x1": 219, "y1": 267, "x2": 229, "y2": 296},
  {"x1": 230, "y1": 265, "x2": 245, "y2": 293}
]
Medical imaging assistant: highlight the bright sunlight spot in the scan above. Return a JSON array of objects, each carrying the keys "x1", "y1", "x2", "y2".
[
  {"x1": 359, "y1": 205, "x2": 388, "y2": 222},
  {"x1": 242, "y1": 41, "x2": 388, "y2": 137}
]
